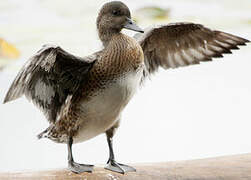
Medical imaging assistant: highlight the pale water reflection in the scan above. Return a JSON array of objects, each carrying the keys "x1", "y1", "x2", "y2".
[{"x1": 0, "y1": 0, "x2": 251, "y2": 172}]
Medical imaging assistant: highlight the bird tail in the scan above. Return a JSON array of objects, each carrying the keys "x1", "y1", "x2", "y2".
[{"x1": 37, "y1": 128, "x2": 49, "y2": 139}]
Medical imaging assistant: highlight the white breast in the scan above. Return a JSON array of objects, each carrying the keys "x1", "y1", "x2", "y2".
[{"x1": 74, "y1": 68, "x2": 143, "y2": 143}]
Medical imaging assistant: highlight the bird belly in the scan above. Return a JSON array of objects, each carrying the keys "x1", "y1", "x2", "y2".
[{"x1": 73, "y1": 69, "x2": 142, "y2": 143}]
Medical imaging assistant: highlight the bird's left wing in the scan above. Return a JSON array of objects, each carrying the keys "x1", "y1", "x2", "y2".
[{"x1": 134, "y1": 22, "x2": 249, "y2": 79}]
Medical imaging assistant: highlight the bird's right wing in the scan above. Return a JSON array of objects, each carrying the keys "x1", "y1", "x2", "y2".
[{"x1": 4, "y1": 44, "x2": 99, "y2": 123}]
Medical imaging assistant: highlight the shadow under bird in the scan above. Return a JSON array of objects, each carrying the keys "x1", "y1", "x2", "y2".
[{"x1": 3, "y1": 1, "x2": 250, "y2": 174}]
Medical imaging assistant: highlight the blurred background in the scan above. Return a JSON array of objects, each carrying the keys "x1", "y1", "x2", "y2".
[{"x1": 0, "y1": 0, "x2": 251, "y2": 172}]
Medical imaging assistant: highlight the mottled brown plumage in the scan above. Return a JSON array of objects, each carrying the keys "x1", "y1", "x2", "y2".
[
  {"x1": 3, "y1": 0, "x2": 249, "y2": 174},
  {"x1": 46, "y1": 33, "x2": 144, "y2": 141}
]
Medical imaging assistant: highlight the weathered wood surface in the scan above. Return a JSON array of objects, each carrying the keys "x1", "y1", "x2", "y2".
[{"x1": 1, "y1": 153, "x2": 251, "y2": 180}]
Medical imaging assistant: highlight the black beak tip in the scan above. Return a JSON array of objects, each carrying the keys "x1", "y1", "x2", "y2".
[{"x1": 139, "y1": 30, "x2": 144, "y2": 33}]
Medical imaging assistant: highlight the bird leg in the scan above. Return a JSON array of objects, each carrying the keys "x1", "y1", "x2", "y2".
[
  {"x1": 67, "y1": 137, "x2": 94, "y2": 173},
  {"x1": 105, "y1": 129, "x2": 136, "y2": 174}
]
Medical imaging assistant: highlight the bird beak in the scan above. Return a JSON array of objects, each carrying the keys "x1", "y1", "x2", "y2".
[{"x1": 123, "y1": 17, "x2": 144, "y2": 33}]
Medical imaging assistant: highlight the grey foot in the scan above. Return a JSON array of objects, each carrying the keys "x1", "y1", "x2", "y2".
[
  {"x1": 105, "y1": 160, "x2": 136, "y2": 174},
  {"x1": 68, "y1": 161, "x2": 94, "y2": 174}
]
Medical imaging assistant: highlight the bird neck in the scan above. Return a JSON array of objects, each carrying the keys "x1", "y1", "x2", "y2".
[{"x1": 98, "y1": 28, "x2": 121, "y2": 47}]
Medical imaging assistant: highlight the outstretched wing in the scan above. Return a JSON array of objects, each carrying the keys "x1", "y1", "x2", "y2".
[
  {"x1": 134, "y1": 22, "x2": 249, "y2": 78},
  {"x1": 4, "y1": 44, "x2": 97, "y2": 123}
]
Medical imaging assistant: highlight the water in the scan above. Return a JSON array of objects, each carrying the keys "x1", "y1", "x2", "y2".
[{"x1": 0, "y1": 0, "x2": 251, "y2": 172}]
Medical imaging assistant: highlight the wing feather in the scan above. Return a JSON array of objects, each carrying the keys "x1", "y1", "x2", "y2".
[
  {"x1": 4, "y1": 44, "x2": 97, "y2": 123},
  {"x1": 134, "y1": 23, "x2": 250, "y2": 78}
]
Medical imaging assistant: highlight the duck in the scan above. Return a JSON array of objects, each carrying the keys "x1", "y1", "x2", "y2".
[{"x1": 3, "y1": 1, "x2": 249, "y2": 174}]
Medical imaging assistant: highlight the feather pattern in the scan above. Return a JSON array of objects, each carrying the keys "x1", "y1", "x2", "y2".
[
  {"x1": 4, "y1": 44, "x2": 97, "y2": 123},
  {"x1": 134, "y1": 22, "x2": 250, "y2": 79}
]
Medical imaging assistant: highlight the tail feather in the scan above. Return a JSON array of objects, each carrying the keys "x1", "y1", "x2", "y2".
[
  {"x1": 37, "y1": 129, "x2": 49, "y2": 139},
  {"x1": 37, "y1": 127, "x2": 68, "y2": 143}
]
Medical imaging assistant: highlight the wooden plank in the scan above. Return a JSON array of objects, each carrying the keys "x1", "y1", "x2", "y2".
[{"x1": 1, "y1": 153, "x2": 251, "y2": 180}]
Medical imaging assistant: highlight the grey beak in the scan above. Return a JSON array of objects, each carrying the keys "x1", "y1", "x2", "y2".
[{"x1": 123, "y1": 17, "x2": 144, "y2": 33}]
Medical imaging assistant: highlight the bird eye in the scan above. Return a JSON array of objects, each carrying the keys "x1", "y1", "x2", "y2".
[{"x1": 112, "y1": 10, "x2": 119, "y2": 16}]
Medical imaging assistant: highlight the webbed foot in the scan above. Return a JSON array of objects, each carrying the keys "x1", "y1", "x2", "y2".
[
  {"x1": 68, "y1": 161, "x2": 94, "y2": 174},
  {"x1": 105, "y1": 159, "x2": 136, "y2": 174}
]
